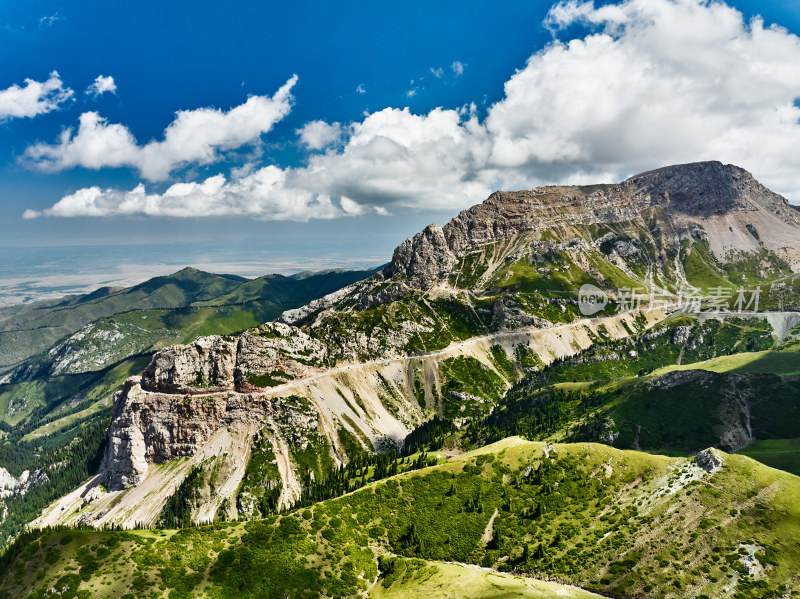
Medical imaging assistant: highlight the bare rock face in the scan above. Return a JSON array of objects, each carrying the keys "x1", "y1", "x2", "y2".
[
  {"x1": 101, "y1": 377, "x2": 324, "y2": 491},
  {"x1": 382, "y1": 223, "x2": 457, "y2": 288},
  {"x1": 142, "y1": 336, "x2": 237, "y2": 394},
  {"x1": 624, "y1": 161, "x2": 799, "y2": 220},
  {"x1": 696, "y1": 448, "x2": 724, "y2": 472},
  {"x1": 103, "y1": 380, "x2": 264, "y2": 491},
  {"x1": 234, "y1": 323, "x2": 327, "y2": 390},
  {"x1": 103, "y1": 380, "x2": 155, "y2": 490},
  {"x1": 140, "y1": 323, "x2": 328, "y2": 396},
  {"x1": 0, "y1": 468, "x2": 15, "y2": 495},
  {"x1": 356, "y1": 282, "x2": 412, "y2": 311},
  {"x1": 0, "y1": 466, "x2": 49, "y2": 497}
]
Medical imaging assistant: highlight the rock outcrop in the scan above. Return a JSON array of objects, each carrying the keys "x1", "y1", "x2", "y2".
[
  {"x1": 102, "y1": 380, "x2": 306, "y2": 491},
  {"x1": 142, "y1": 336, "x2": 238, "y2": 394},
  {"x1": 140, "y1": 322, "x2": 327, "y2": 395},
  {"x1": 696, "y1": 448, "x2": 724, "y2": 472},
  {"x1": 0, "y1": 466, "x2": 49, "y2": 497},
  {"x1": 382, "y1": 223, "x2": 458, "y2": 289}
]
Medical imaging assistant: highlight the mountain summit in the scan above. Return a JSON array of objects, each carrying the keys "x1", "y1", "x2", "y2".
[{"x1": 384, "y1": 161, "x2": 800, "y2": 290}]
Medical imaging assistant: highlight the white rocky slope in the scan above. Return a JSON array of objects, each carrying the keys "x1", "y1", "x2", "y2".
[
  {"x1": 33, "y1": 307, "x2": 670, "y2": 529},
  {"x1": 0, "y1": 467, "x2": 49, "y2": 498}
]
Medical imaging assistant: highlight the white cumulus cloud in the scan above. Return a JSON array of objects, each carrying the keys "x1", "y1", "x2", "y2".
[
  {"x1": 86, "y1": 75, "x2": 117, "y2": 97},
  {"x1": 297, "y1": 120, "x2": 343, "y2": 150},
  {"x1": 451, "y1": 61, "x2": 465, "y2": 76},
  {"x1": 0, "y1": 71, "x2": 73, "y2": 122},
  {"x1": 296, "y1": 106, "x2": 494, "y2": 210},
  {"x1": 23, "y1": 168, "x2": 352, "y2": 221},
  {"x1": 23, "y1": 75, "x2": 298, "y2": 181},
  {"x1": 486, "y1": 0, "x2": 800, "y2": 195},
  {"x1": 27, "y1": 0, "x2": 800, "y2": 220}
]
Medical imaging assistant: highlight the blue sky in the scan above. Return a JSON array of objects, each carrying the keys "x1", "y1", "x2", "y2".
[{"x1": 1, "y1": 0, "x2": 800, "y2": 297}]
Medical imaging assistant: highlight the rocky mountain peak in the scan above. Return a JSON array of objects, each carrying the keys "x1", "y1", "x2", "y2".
[
  {"x1": 381, "y1": 161, "x2": 800, "y2": 288},
  {"x1": 381, "y1": 223, "x2": 457, "y2": 289},
  {"x1": 621, "y1": 161, "x2": 794, "y2": 217}
]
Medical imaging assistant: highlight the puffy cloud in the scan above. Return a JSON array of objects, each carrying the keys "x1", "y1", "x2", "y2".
[
  {"x1": 486, "y1": 0, "x2": 800, "y2": 196},
  {"x1": 355, "y1": 84, "x2": 366, "y2": 94},
  {"x1": 22, "y1": 165, "x2": 389, "y2": 221},
  {"x1": 24, "y1": 107, "x2": 486, "y2": 220},
  {"x1": 24, "y1": 168, "x2": 344, "y2": 221},
  {"x1": 451, "y1": 61, "x2": 465, "y2": 76},
  {"x1": 430, "y1": 67, "x2": 444, "y2": 79},
  {"x1": 86, "y1": 75, "x2": 117, "y2": 97},
  {"x1": 28, "y1": 0, "x2": 800, "y2": 220},
  {"x1": 297, "y1": 120, "x2": 343, "y2": 150},
  {"x1": 0, "y1": 71, "x2": 73, "y2": 122},
  {"x1": 295, "y1": 106, "x2": 495, "y2": 210},
  {"x1": 23, "y1": 75, "x2": 298, "y2": 180}
]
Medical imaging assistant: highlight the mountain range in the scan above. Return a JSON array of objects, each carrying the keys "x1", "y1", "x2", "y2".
[{"x1": 1, "y1": 161, "x2": 799, "y2": 599}]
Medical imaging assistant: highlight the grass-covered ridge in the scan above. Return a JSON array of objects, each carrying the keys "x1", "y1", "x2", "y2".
[
  {"x1": 2, "y1": 439, "x2": 799, "y2": 598},
  {"x1": 450, "y1": 316, "x2": 800, "y2": 473}
]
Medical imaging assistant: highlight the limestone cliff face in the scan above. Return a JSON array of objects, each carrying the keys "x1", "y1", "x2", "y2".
[
  {"x1": 142, "y1": 336, "x2": 238, "y2": 394},
  {"x1": 0, "y1": 466, "x2": 48, "y2": 498},
  {"x1": 103, "y1": 377, "x2": 252, "y2": 490},
  {"x1": 140, "y1": 322, "x2": 327, "y2": 395},
  {"x1": 382, "y1": 223, "x2": 458, "y2": 289},
  {"x1": 102, "y1": 378, "x2": 318, "y2": 491}
]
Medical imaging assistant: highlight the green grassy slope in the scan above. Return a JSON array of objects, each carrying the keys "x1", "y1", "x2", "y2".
[
  {"x1": 2, "y1": 439, "x2": 798, "y2": 599},
  {"x1": 0, "y1": 269, "x2": 244, "y2": 371},
  {"x1": 371, "y1": 558, "x2": 604, "y2": 598},
  {"x1": 740, "y1": 439, "x2": 800, "y2": 477},
  {"x1": 468, "y1": 363, "x2": 800, "y2": 460}
]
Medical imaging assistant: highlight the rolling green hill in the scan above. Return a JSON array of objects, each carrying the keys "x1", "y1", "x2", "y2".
[{"x1": 1, "y1": 439, "x2": 798, "y2": 599}]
